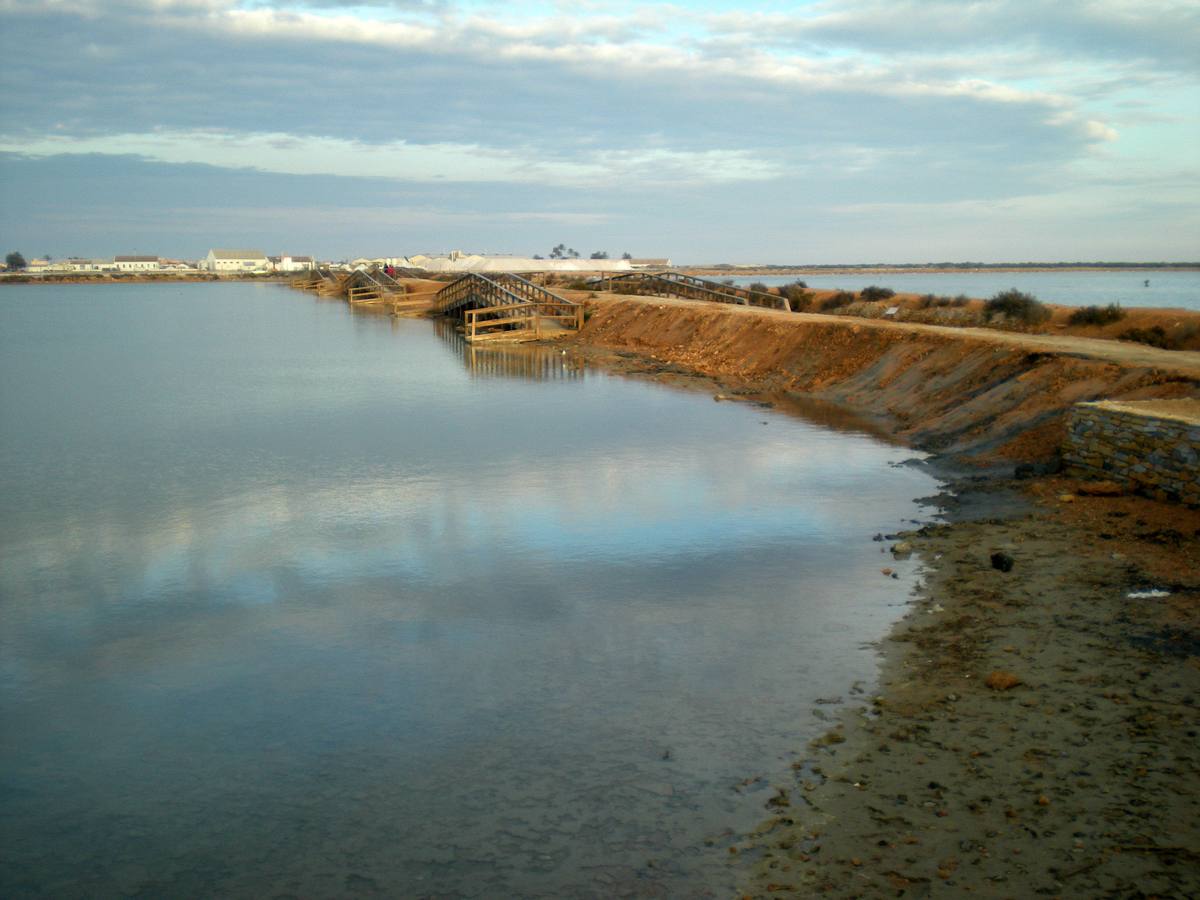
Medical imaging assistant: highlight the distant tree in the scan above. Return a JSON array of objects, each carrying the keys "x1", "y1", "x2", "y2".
[
  {"x1": 621, "y1": 252, "x2": 633, "y2": 260},
  {"x1": 532, "y1": 254, "x2": 544, "y2": 260},
  {"x1": 5, "y1": 251, "x2": 26, "y2": 270},
  {"x1": 549, "y1": 243, "x2": 566, "y2": 259},
  {"x1": 567, "y1": 248, "x2": 580, "y2": 258},
  {"x1": 589, "y1": 251, "x2": 609, "y2": 259}
]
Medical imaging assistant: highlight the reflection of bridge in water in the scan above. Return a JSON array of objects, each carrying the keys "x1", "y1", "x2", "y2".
[{"x1": 433, "y1": 318, "x2": 585, "y2": 381}]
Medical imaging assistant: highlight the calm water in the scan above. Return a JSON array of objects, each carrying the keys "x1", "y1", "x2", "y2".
[
  {"x1": 0, "y1": 283, "x2": 939, "y2": 898},
  {"x1": 734, "y1": 269, "x2": 1200, "y2": 311}
]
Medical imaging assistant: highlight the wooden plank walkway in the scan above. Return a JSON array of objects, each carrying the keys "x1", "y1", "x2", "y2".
[
  {"x1": 434, "y1": 273, "x2": 583, "y2": 342},
  {"x1": 585, "y1": 271, "x2": 788, "y2": 311},
  {"x1": 289, "y1": 266, "x2": 410, "y2": 311}
]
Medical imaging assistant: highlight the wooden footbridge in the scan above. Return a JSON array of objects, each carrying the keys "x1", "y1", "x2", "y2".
[
  {"x1": 291, "y1": 264, "x2": 792, "y2": 336},
  {"x1": 291, "y1": 266, "x2": 427, "y2": 311},
  {"x1": 585, "y1": 271, "x2": 790, "y2": 311},
  {"x1": 434, "y1": 273, "x2": 583, "y2": 342}
]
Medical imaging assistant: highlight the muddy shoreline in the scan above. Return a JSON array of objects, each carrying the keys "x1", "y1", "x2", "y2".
[
  {"x1": 556, "y1": 317, "x2": 1200, "y2": 897},
  {"x1": 736, "y1": 476, "x2": 1199, "y2": 898}
]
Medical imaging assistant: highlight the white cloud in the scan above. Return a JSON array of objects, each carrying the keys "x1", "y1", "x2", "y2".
[
  {"x1": 0, "y1": 0, "x2": 1195, "y2": 260},
  {"x1": 1085, "y1": 119, "x2": 1119, "y2": 142},
  {"x1": 0, "y1": 131, "x2": 782, "y2": 186}
]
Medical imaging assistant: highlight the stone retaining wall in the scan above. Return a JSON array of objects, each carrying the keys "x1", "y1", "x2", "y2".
[{"x1": 1063, "y1": 400, "x2": 1200, "y2": 505}]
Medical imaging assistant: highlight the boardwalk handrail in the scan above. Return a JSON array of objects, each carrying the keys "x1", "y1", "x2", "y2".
[
  {"x1": 434, "y1": 273, "x2": 584, "y2": 339},
  {"x1": 434, "y1": 273, "x2": 532, "y2": 315},
  {"x1": 368, "y1": 267, "x2": 404, "y2": 290},
  {"x1": 585, "y1": 271, "x2": 789, "y2": 311},
  {"x1": 494, "y1": 273, "x2": 578, "y2": 309},
  {"x1": 436, "y1": 273, "x2": 577, "y2": 310},
  {"x1": 348, "y1": 269, "x2": 402, "y2": 295}
]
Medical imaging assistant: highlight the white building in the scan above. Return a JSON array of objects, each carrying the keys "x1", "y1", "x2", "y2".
[
  {"x1": 158, "y1": 259, "x2": 199, "y2": 272},
  {"x1": 68, "y1": 258, "x2": 115, "y2": 272},
  {"x1": 272, "y1": 255, "x2": 314, "y2": 273},
  {"x1": 205, "y1": 249, "x2": 269, "y2": 273},
  {"x1": 114, "y1": 255, "x2": 160, "y2": 272}
]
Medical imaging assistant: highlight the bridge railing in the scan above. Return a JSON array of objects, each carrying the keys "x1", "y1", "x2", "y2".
[
  {"x1": 434, "y1": 273, "x2": 532, "y2": 315},
  {"x1": 436, "y1": 273, "x2": 581, "y2": 319},
  {"x1": 369, "y1": 267, "x2": 405, "y2": 291},
  {"x1": 434, "y1": 272, "x2": 586, "y2": 337},
  {"x1": 586, "y1": 271, "x2": 789, "y2": 312},
  {"x1": 495, "y1": 274, "x2": 583, "y2": 327}
]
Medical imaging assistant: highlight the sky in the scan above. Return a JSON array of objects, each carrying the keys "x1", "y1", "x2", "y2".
[{"x1": 0, "y1": 0, "x2": 1196, "y2": 263}]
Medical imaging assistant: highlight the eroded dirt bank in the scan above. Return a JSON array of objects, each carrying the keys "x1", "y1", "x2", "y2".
[
  {"x1": 563, "y1": 296, "x2": 1200, "y2": 897},
  {"x1": 572, "y1": 296, "x2": 1200, "y2": 463}
]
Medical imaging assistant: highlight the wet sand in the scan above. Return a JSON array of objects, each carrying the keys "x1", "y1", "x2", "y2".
[{"x1": 738, "y1": 474, "x2": 1200, "y2": 897}]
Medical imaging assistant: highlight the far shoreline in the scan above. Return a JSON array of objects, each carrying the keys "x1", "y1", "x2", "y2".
[
  {"x1": 681, "y1": 264, "x2": 1200, "y2": 276},
  {"x1": 3, "y1": 263, "x2": 1199, "y2": 287}
]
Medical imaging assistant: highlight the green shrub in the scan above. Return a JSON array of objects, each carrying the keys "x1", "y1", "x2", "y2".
[
  {"x1": 748, "y1": 281, "x2": 769, "y2": 293},
  {"x1": 1067, "y1": 303, "x2": 1125, "y2": 326},
  {"x1": 820, "y1": 291, "x2": 856, "y2": 311},
  {"x1": 780, "y1": 282, "x2": 812, "y2": 307},
  {"x1": 917, "y1": 293, "x2": 961, "y2": 309},
  {"x1": 1118, "y1": 326, "x2": 1171, "y2": 349},
  {"x1": 952, "y1": 295, "x2": 971, "y2": 307},
  {"x1": 859, "y1": 285, "x2": 895, "y2": 302},
  {"x1": 983, "y1": 289, "x2": 1050, "y2": 325},
  {"x1": 785, "y1": 289, "x2": 814, "y2": 311},
  {"x1": 565, "y1": 279, "x2": 591, "y2": 291}
]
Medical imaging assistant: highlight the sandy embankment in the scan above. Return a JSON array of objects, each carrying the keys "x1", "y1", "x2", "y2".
[
  {"x1": 571, "y1": 295, "x2": 1200, "y2": 461},
  {"x1": 564, "y1": 295, "x2": 1200, "y2": 897}
]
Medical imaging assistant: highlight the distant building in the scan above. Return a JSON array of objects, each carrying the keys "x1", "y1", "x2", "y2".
[
  {"x1": 205, "y1": 249, "x2": 269, "y2": 273},
  {"x1": 68, "y1": 258, "x2": 115, "y2": 272},
  {"x1": 114, "y1": 255, "x2": 161, "y2": 272},
  {"x1": 628, "y1": 258, "x2": 672, "y2": 269},
  {"x1": 272, "y1": 255, "x2": 314, "y2": 273},
  {"x1": 158, "y1": 259, "x2": 199, "y2": 272}
]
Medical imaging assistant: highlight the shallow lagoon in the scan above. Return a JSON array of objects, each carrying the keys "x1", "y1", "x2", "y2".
[
  {"x1": 733, "y1": 269, "x2": 1199, "y2": 311},
  {"x1": 0, "y1": 283, "x2": 939, "y2": 896}
]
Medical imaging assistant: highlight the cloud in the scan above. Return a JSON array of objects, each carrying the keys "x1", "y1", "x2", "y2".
[
  {"x1": 1, "y1": 131, "x2": 782, "y2": 187},
  {"x1": 0, "y1": 1, "x2": 1194, "y2": 262},
  {"x1": 707, "y1": 1, "x2": 1200, "y2": 72},
  {"x1": 0, "y1": 0, "x2": 1108, "y2": 164}
]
